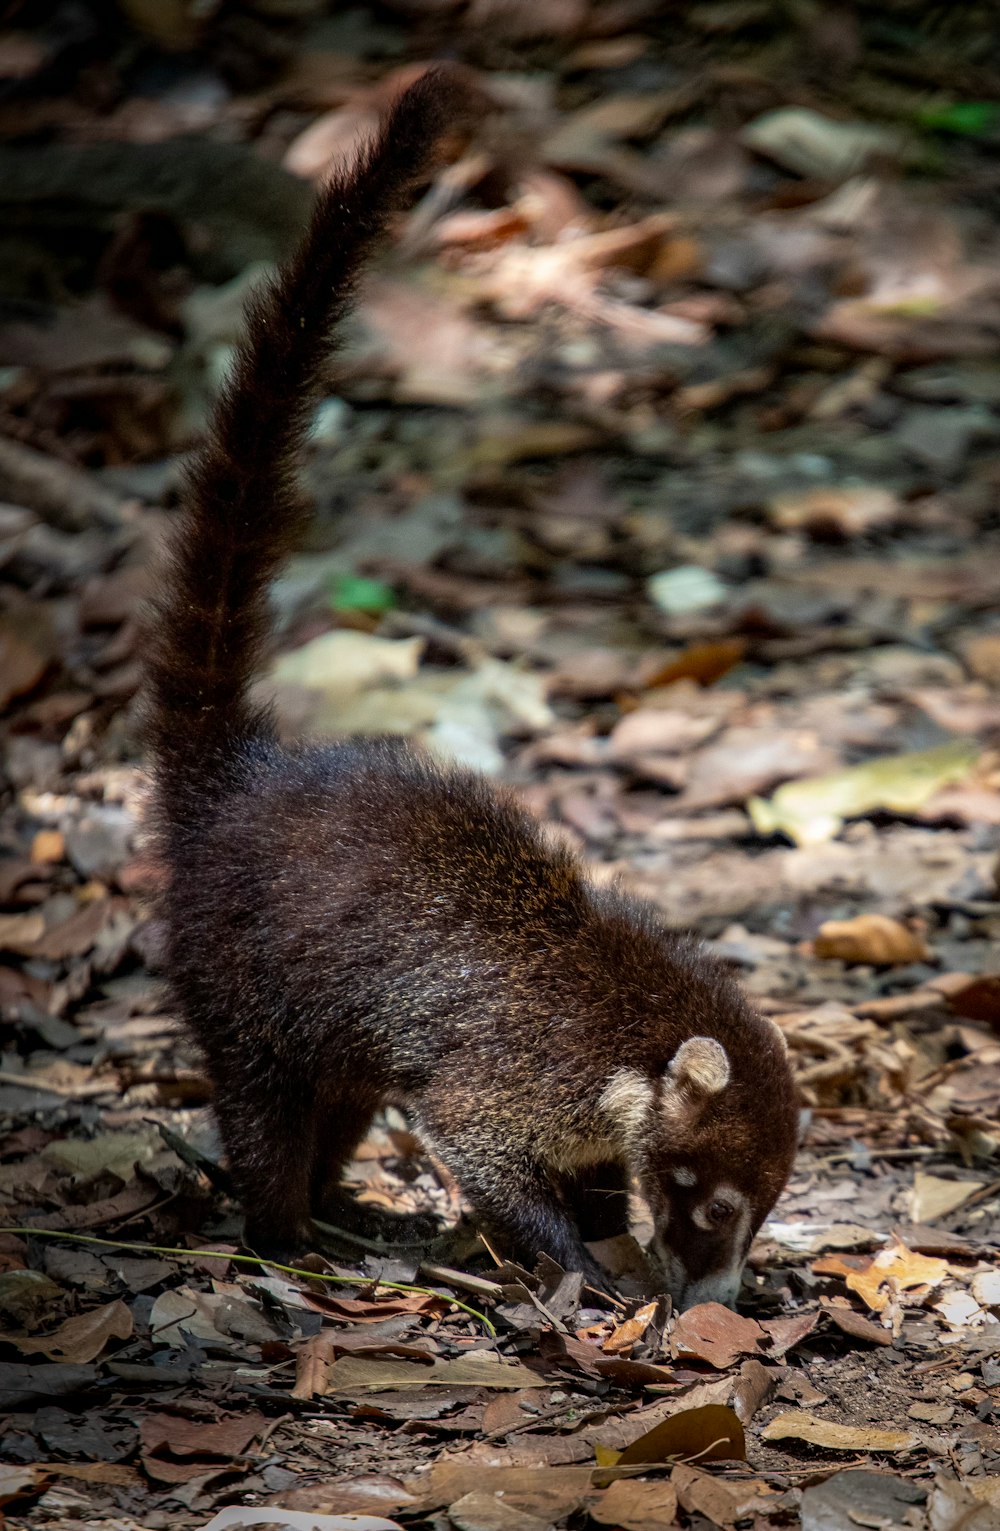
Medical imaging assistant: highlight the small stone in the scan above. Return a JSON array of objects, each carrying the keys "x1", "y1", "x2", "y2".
[{"x1": 647, "y1": 564, "x2": 727, "y2": 616}]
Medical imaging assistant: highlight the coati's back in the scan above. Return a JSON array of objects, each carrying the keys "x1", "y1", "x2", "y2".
[{"x1": 143, "y1": 72, "x2": 799, "y2": 1304}]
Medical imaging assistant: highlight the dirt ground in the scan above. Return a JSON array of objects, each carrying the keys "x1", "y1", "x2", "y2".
[{"x1": 0, "y1": 3, "x2": 998, "y2": 1529}]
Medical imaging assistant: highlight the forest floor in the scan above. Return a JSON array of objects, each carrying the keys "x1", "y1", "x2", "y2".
[{"x1": 0, "y1": 4, "x2": 999, "y2": 1529}]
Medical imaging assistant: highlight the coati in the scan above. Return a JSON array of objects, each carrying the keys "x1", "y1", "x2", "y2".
[{"x1": 143, "y1": 69, "x2": 799, "y2": 1310}]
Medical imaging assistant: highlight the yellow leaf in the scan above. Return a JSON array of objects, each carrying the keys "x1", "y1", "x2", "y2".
[
  {"x1": 748, "y1": 740, "x2": 978, "y2": 846},
  {"x1": 763, "y1": 1410, "x2": 918, "y2": 1453}
]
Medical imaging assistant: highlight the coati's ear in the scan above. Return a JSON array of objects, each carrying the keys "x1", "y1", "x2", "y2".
[
  {"x1": 766, "y1": 1016, "x2": 789, "y2": 1055},
  {"x1": 663, "y1": 1036, "x2": 730, "y2": 1113}
]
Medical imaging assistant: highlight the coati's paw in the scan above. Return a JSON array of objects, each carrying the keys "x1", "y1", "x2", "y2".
[{"x1": 242, "y1": 1220, "x2": 316, "y2": 1269}]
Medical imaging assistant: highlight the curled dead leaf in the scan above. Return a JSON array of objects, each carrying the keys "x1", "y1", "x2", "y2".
[{"x1": 813, "y1": 914, "x2": 929, "y2": 966}]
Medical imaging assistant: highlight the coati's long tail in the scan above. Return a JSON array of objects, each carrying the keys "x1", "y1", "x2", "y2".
[{"x1": 142, "y1": 70, "x2": 465, "y2": 815}]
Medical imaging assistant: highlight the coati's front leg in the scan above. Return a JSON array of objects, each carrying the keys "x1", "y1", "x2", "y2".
[
  {"x1": 209, "y1": 1058, "x2": 319, "y2": 1260},
  {"x1": 416, "y1": 1111, "x2": 615, "y2": 1295},
  {"x1": 556, "y1": 1161, "x2": 630, "y2": 1243}
]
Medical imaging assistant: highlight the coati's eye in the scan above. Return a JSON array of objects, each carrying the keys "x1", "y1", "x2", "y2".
[{"x1": 707, "y1": 1199, "x2": 735, "y2": 1226}]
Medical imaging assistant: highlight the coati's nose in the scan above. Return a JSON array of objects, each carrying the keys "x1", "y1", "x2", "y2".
[{"x1": 674, "y1": 1265, "x2": 743, "y2": 1311}]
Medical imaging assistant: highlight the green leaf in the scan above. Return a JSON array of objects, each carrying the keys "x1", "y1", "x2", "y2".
[
  {"x1": 917, "y1": 101, "x2": 1000, "y2": 137},
  {"x1": 329, "y1": 574, "x2": 396, "y2": 616}
]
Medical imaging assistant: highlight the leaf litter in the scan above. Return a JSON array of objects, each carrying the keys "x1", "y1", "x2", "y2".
[{"x1": 2, "y1": 3, "x2": 1000, "y2": 1529}]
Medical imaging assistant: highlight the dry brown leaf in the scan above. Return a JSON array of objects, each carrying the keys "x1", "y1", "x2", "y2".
[
  {"x1": 325, "y1": 1352, "x2": 548, "y2": 1392},
  {"x1": 759, "y1": 1312, "x2": 819, "y2": 1358},
  {"x1": 730, "y1": 1359, "x2": 778, "y2": 1423},
  {"x1": 768, "y1": 486, "x2": 900, "y2": 537},
  {"x1": 670, "y1": 1303, "x2": 766, "y2": 1369},
  {"x1": 407, "y1": 1462, "x2": 595, "y2": 1517},
  {"x1": 0, "y1": 1464, "x2": 48, "y2": 1506},
  {"x1": 0, "y1": 912, "x2": 46, "y2": 955},
  {"x1": 762, "y1": 1410, "x2": 918, "y2": 1453},
  {"x1": 963, "y1": 633, "x2": 1000, "y2": 686},
  {"x1": 300, "y1": 1290, "x2": 446, "y2": 1322},
  {"x1": 607, "y1": 1404, "x2": 747, "y2": 1466},
  {"x1": 33, "y1": 1461, "x2": 140, "y2": 1487},
  {"x1": 672, "y1": 1462, "x2": 776, "y2": 1527},
  {"x1": 813, "y1": 914, "x2": 929, "y2": 966},
  {"x1": 640, "y1": 639, "x2": 748, "y2": 690},
  {"x1": 140, "y1": 1409, "x2": 266, "y2": 1460},
  {"x1": 10, "y1": 1299, "x2": 133, "y2": 1363},
  {"x1": 602, "y1": 1300, "x2": 659, "y2": 1356},
  {"x1": 819, "y1": 1303, "x2": 892, "y2": 1347},
  {"x1": 944, "y1": 975, "x2": 1000, "y2": 1028},
  {"x1": 588, "y1": 1477, "x2": 678, "y2": 1530}
]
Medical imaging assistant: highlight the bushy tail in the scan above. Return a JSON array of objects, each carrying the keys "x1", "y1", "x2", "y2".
[{"x1": 142, "y1": 69, "x2": 467, "y2": 816}]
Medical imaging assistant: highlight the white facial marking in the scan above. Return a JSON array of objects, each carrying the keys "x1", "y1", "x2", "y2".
[
  {"x1": 672, "y1": 1166, "x2": 697, "y2": 1187},
  {"x1": 599, "y1": 1068, "x2": 654, "y2": 1145}
]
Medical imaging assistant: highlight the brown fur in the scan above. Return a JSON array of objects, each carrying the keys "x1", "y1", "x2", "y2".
[{"x1": 142, "y1": 72, "x2": 799, "y2": 1304}]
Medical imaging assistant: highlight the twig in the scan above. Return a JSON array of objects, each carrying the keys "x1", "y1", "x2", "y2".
[{"x1": 0, "y1": 1226, "x2": 496, "y2": 1336}]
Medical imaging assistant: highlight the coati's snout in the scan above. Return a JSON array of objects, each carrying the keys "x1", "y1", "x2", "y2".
[{"x1": 610, "y1": 1027, "x2": 798, "y2": 1311}]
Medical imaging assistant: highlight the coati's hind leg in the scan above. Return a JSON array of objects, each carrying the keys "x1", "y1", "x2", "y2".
[{"x1": 556, "y1": 1161, "x2": 630, "y2": 1243}]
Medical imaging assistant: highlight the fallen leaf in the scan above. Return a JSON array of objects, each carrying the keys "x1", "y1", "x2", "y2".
[
  {"x1": 203, "y1": 1510, "x2": 404, "y2": 1531},
  {"x1": 927, "y1": 1473, "x2": 1000, "y2": 1530},
  {"x1": 800, "y1": 1469, "x2": 928, "y2": 1529},
  {"x1": 31, "y1": 1461, "x2": 140, "y2": 1487},
  {"x1": 602, "y1": 1300, "x2": 659, "y2": 1355},
  {"x1": 0, "y1": 912, "x2": 46, "y2": 954},
  {"x1": 588, "y1": 1476, "x2": 678, "y2": 1530},
  {"x1": 971, "y1": 1270, "x2": 1000, "y2": 1308},
  {"x1": 299, "y1": 1290, "x2": 446, "y2": 1322},
  {"x1": 324, "y1": 1352, "x2": 548, "y2": 1392},
  {"x1": 741, "y1": 107, "x2": 902, "y2": 179},
  {"x1": 762, "y1": 1410, "x2": 918, "y2": 1453},
  {"x1": 813, "y1": 914, "x2": 929, "y2": 966},
  {"x1": 672, "y1": 1462, "x2": 776, "y2": 1527},
  {"x1": 768, "y1": 486, "x2": 900, "y2": 537},
  {"x1": 759, "y1": 1312, "x2": 819, "y2": 1358},
  {"x1": 141, "y1": 1409, "x2": 266, "y2": 1460},
  {"x1": 847, "y1": 1240, "x2": 950, "y2": 1314},
  {"x1": 933, "y1": 1290, "x2": 983, "y2": 1328},
  {"x1": 748, "y1": 740, "x2": 978, "y2": 845},
  {"x1": 819, "y1": 1303, "x2": 892, "y2": 1347},
  {"x1": 945, "y1": 975, "x2": 1000, "y2": 1027},
  {"x1": 9, "y1": 1299, "x2": 133, "y2": 1363},
  {"x1": 911, "y1": 1173, "x2": 982, "y2": 1222},
  {"x1": 603, "y1": 1404, "x2": 747, "y2": 1466},
  {"x1": 0, "y1": 1464, "x2": 47, "y2": 1506},
  {"x1": 640, "y1": 638, "x2": 747, "y2": 689},
  {"x1": 670, "y1": 1303, "x2": 766, "y2": 1369}
]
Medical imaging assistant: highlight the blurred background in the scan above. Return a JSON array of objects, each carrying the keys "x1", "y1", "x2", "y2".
[{"x1": 1, "y1": 6, "x2": 1000, "y2": 1512}]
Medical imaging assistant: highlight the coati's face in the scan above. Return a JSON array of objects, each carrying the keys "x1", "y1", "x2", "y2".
[{"x1": 603, "y1": 1028, "x2": 798, "y2": 1310}]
